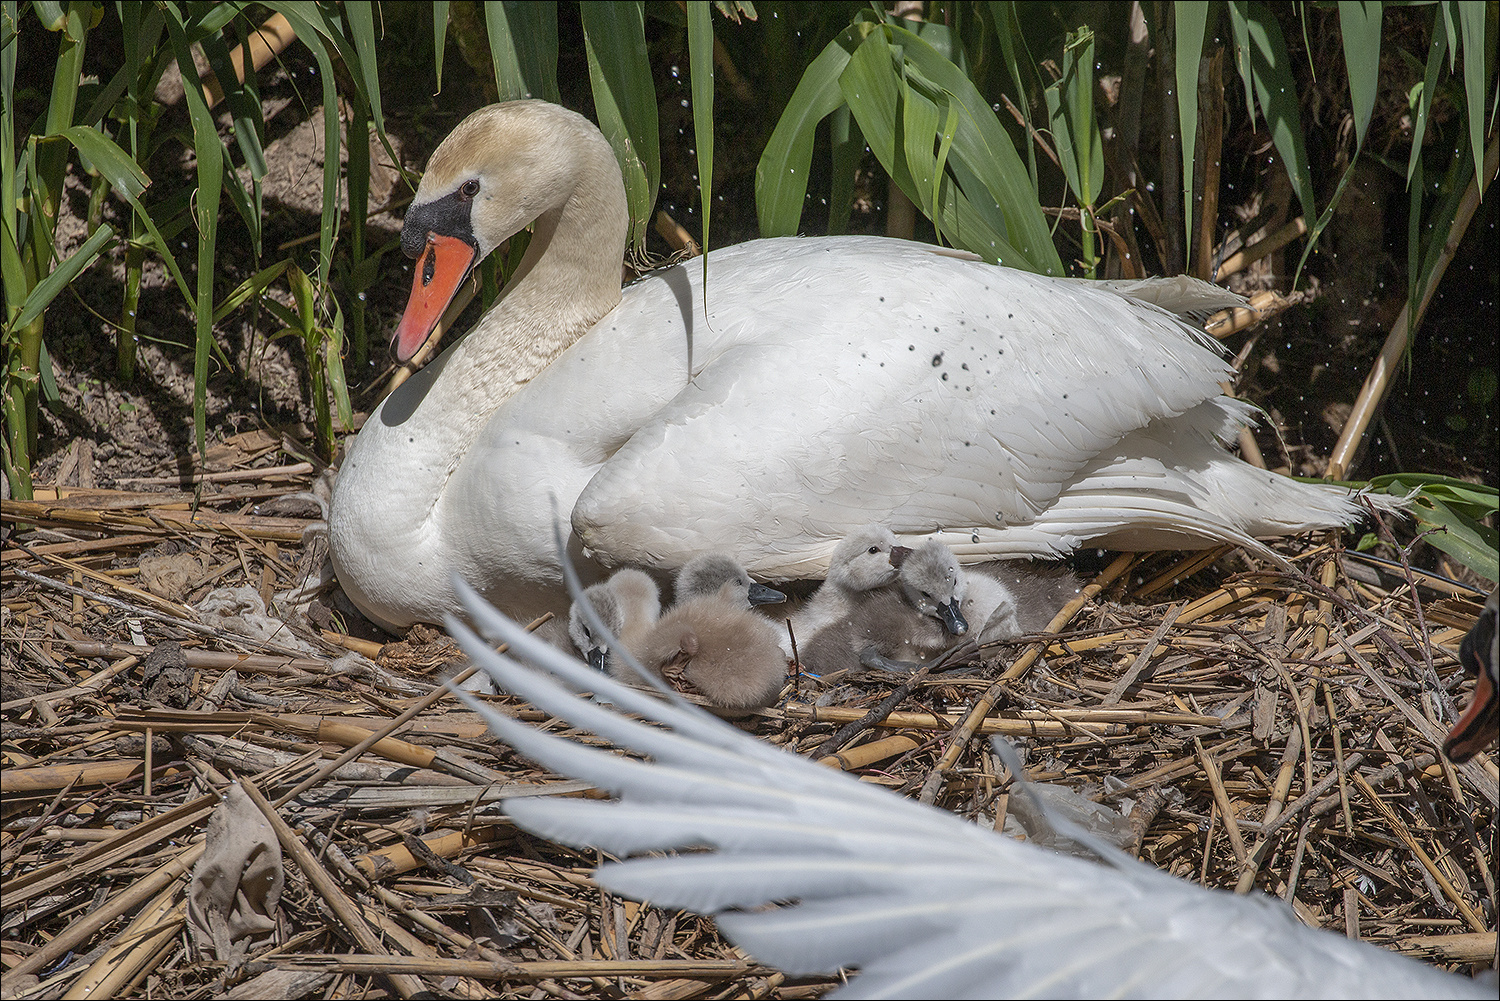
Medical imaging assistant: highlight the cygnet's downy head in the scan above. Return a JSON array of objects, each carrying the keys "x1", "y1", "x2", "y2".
[
  {"x1": 676, "y1": 553, "x2": 785, "y2": 609},
  {"x1": 898, "y1": 540, "x2": 969, "y2": 635},
  {"x1": 568, "y1": 569, "x2": 660, "y2": 672},
  {"x1": 569, "y1": 583, "x2": 622, "y2": 672},
  {"x1": 827, "y1": 525, "x2": 904, "y2": 592}
]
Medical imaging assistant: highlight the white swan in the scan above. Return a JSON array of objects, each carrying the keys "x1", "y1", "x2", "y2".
[
  {"x1": 444, "y1": 579, "x2": 1487, "y2": 999},
  {"x1": 329, "y1": 100, "x2": 1388, "y2": 630}
]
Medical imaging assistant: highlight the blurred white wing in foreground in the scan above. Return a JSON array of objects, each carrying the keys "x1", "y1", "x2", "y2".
[{"x1": 445, "y1": 577, "x2": 1488, "y2": 1000}]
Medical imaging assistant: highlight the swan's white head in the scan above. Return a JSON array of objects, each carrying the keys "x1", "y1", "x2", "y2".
[{"x1": 392, "y1": 100, "x2": 628, "y2": 361}]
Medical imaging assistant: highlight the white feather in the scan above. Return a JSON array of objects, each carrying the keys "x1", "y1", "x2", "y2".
[{"x1": 444, "y1": 578, "x2": 1486, "y2": 1000}]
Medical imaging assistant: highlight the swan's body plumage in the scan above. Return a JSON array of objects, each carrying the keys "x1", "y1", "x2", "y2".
[
  {"x1": 329, "y1": 100, "x2": 1386, "y2": 630},
  {"x1": 444, "y1": 579, "x2": 1486, "y2": 1000}
]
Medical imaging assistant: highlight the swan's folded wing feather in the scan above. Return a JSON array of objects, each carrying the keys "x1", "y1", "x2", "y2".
[{"x1": 570, "y1": 238, "x2": 1240, "y2": 575}]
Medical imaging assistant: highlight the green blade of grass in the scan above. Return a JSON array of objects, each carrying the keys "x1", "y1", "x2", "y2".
[
  {"x1": 484, "y1": 1, "x2": 560, "y2": 102},
  {"x1": 1227, "y1": 2, "x2": 1318, "y2": 233},
  {"x1": 10, "y1": 223, "x2": 114, "y2": 331},
  {"x1": 1176, "y1": 1, "x2": 1213, "y2": 261},
  {"x1": 580, "y1": 1, "x2": 659, "y2": 252},
  {"x1": 687, "y1": 0, "x2": 714, "y2": 286},
  {"x1": 885, "y1": 22, "x2": 1061, "y2": 272},
  {"x1": 1454, "y1": 0, "x2": 1487, "y2": 184},
  {"x1": 756, "y1": 20, "x2": 869, "y2": 236},
  {"x1": 163, "y1": 1, "x2": 224, "y2": 457}
]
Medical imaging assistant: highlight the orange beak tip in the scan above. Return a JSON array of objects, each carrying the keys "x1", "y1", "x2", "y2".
[{"x1": 392, "y1": 234, "x2": 477, "y2": 363}]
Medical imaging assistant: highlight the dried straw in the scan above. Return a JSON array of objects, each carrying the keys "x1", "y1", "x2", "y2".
[{"x1": 2, "y1": 469, "x2": 1495, "y2": 998}]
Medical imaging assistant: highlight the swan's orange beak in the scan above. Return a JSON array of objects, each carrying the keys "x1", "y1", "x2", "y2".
[{"x1": 393, "y1": 234, "x2": 477, "y2": 362}]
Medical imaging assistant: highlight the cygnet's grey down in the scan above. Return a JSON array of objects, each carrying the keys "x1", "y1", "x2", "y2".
[
  {"x1": 960, "y1": 562, "x2": 1081, "y2": 644},
  {"x1": 567, "y1": 569, "x2": 660, "y2": 672},
  {"x1": 445, "y1": 580, "x2": 1488, "y2": 1001},
  {"x1": 802, "y1": 538, "x2": 1083, "y2": 675},
  {"x1": 628, "y1": 597, "x2": 789, "y2": 714},
  {"x1": 894, "y1": 539, "x2": 970, "y2": 636},
  {"x1": 787, "y1": 525, "x2": 906, "y2": 651},
  {"x1": 674, "y1": 552, "x2": 785, "y2": 608},
  {"x1": 800, "y1": 535, "x2": 962, "y2": 676},
  {"x1": 608, "y1": 554, "x2": 788, "y2": 714}
]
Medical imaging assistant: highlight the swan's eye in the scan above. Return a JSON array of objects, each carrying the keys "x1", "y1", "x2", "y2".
[
  {"x1": 867, "y1": 546, "x2": 880, "y2": 555},
  {"x1": 459, "y1": 178, "x2": 480, "y2": 200}
]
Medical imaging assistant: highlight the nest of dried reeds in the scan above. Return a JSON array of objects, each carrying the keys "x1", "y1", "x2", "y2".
[{"x1": 2, "y1": 456, "x2": 1495, "y2": 999}]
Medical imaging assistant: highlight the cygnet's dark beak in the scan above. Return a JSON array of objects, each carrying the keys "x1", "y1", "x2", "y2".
[
  {"x1": 585, "y1": 646, "x2": 608, "y2": 673},
  {"x1": 939, "y1": 599, "x2": 969, "y2": 635},
  {"x1": 889, "y1": 545, "x2": 912, "y2": 568},
  {"x1": 748, "y1": 583, "x2": 786, "y2": 607}
]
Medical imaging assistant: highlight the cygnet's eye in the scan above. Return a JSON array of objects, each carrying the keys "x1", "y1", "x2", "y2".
[
  {"x1": 867, "y1": 546, "x2": 880, "y2": 555},
  {"x1": 459, "y1": 178, "x2": 480, "y2": 200}
]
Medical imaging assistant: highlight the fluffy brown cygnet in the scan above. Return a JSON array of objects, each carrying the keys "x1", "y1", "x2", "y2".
[{"x1": 623, "y1": 578, "x2": 789, "y2": 714}]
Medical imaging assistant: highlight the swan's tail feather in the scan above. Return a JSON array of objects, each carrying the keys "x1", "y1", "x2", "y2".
[{"x1": 937, "y1": 436, "x2": 1407, "y2": 564}]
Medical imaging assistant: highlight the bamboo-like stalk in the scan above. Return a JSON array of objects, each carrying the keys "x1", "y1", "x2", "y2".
[
  {"x1": 1213, "y1": 216, "x2": 1307, "y2": 282},
  {"x1": 268, "y1": 953, "x2": 774, "y2": 981},
  {"x1": 59, "y1": 889, "x2": 185, "y2": 1000},
  {"x1": 3, "y1": 844, "x2": 205, "y2": 981},
  {"x1": 1326, "y1": 131, "x2": 1499, "y2": 479},
  {"x1": 238, "y1": 779, "x2": 428, "y2": 999},
  {"x1": 784, "y1": 705, "x2": 1124, "y2": 737},
  {"x1": 818, "y1": 734, "x2": 921, "y2": 771},
  {"x1": 1, "y1": 498, "x2": 309, "y2": 541},
  {"x1": 1195, "y1": 736, "x2": 1248, "y2": 864},
  {"x1": 199, "y1": 13, "x2": 297, "y2": 109}
]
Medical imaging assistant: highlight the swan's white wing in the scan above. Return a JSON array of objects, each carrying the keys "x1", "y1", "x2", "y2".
[
  {"x1": 571, "y1": 238, "x2": 1259, "y2": 575},
  {"x1": 447, "y1": 579, "x2": 1485, "y2": 1000}
]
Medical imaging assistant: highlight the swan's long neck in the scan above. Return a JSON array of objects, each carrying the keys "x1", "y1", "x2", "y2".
[
  {"x1": 407, "y1": 145, "x2": 627, "y2": 470},
  {"x1": 329, "y1": 114, "x2": 630, "y2": 629}
]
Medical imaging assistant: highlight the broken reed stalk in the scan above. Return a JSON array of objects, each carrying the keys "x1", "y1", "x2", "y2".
[
  {"x1": 1326, "y1": 131, "x2": 1498, "y2": 479},
  {"x1": 270, "y1": 612, "x2": 554, "y2": 808},
  {"x1": 918, "y1": 551, "x2": 1137, "y2": 804},
  {"x1": 61, "y1": 888, "x2": 186, "y2": 999}
]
